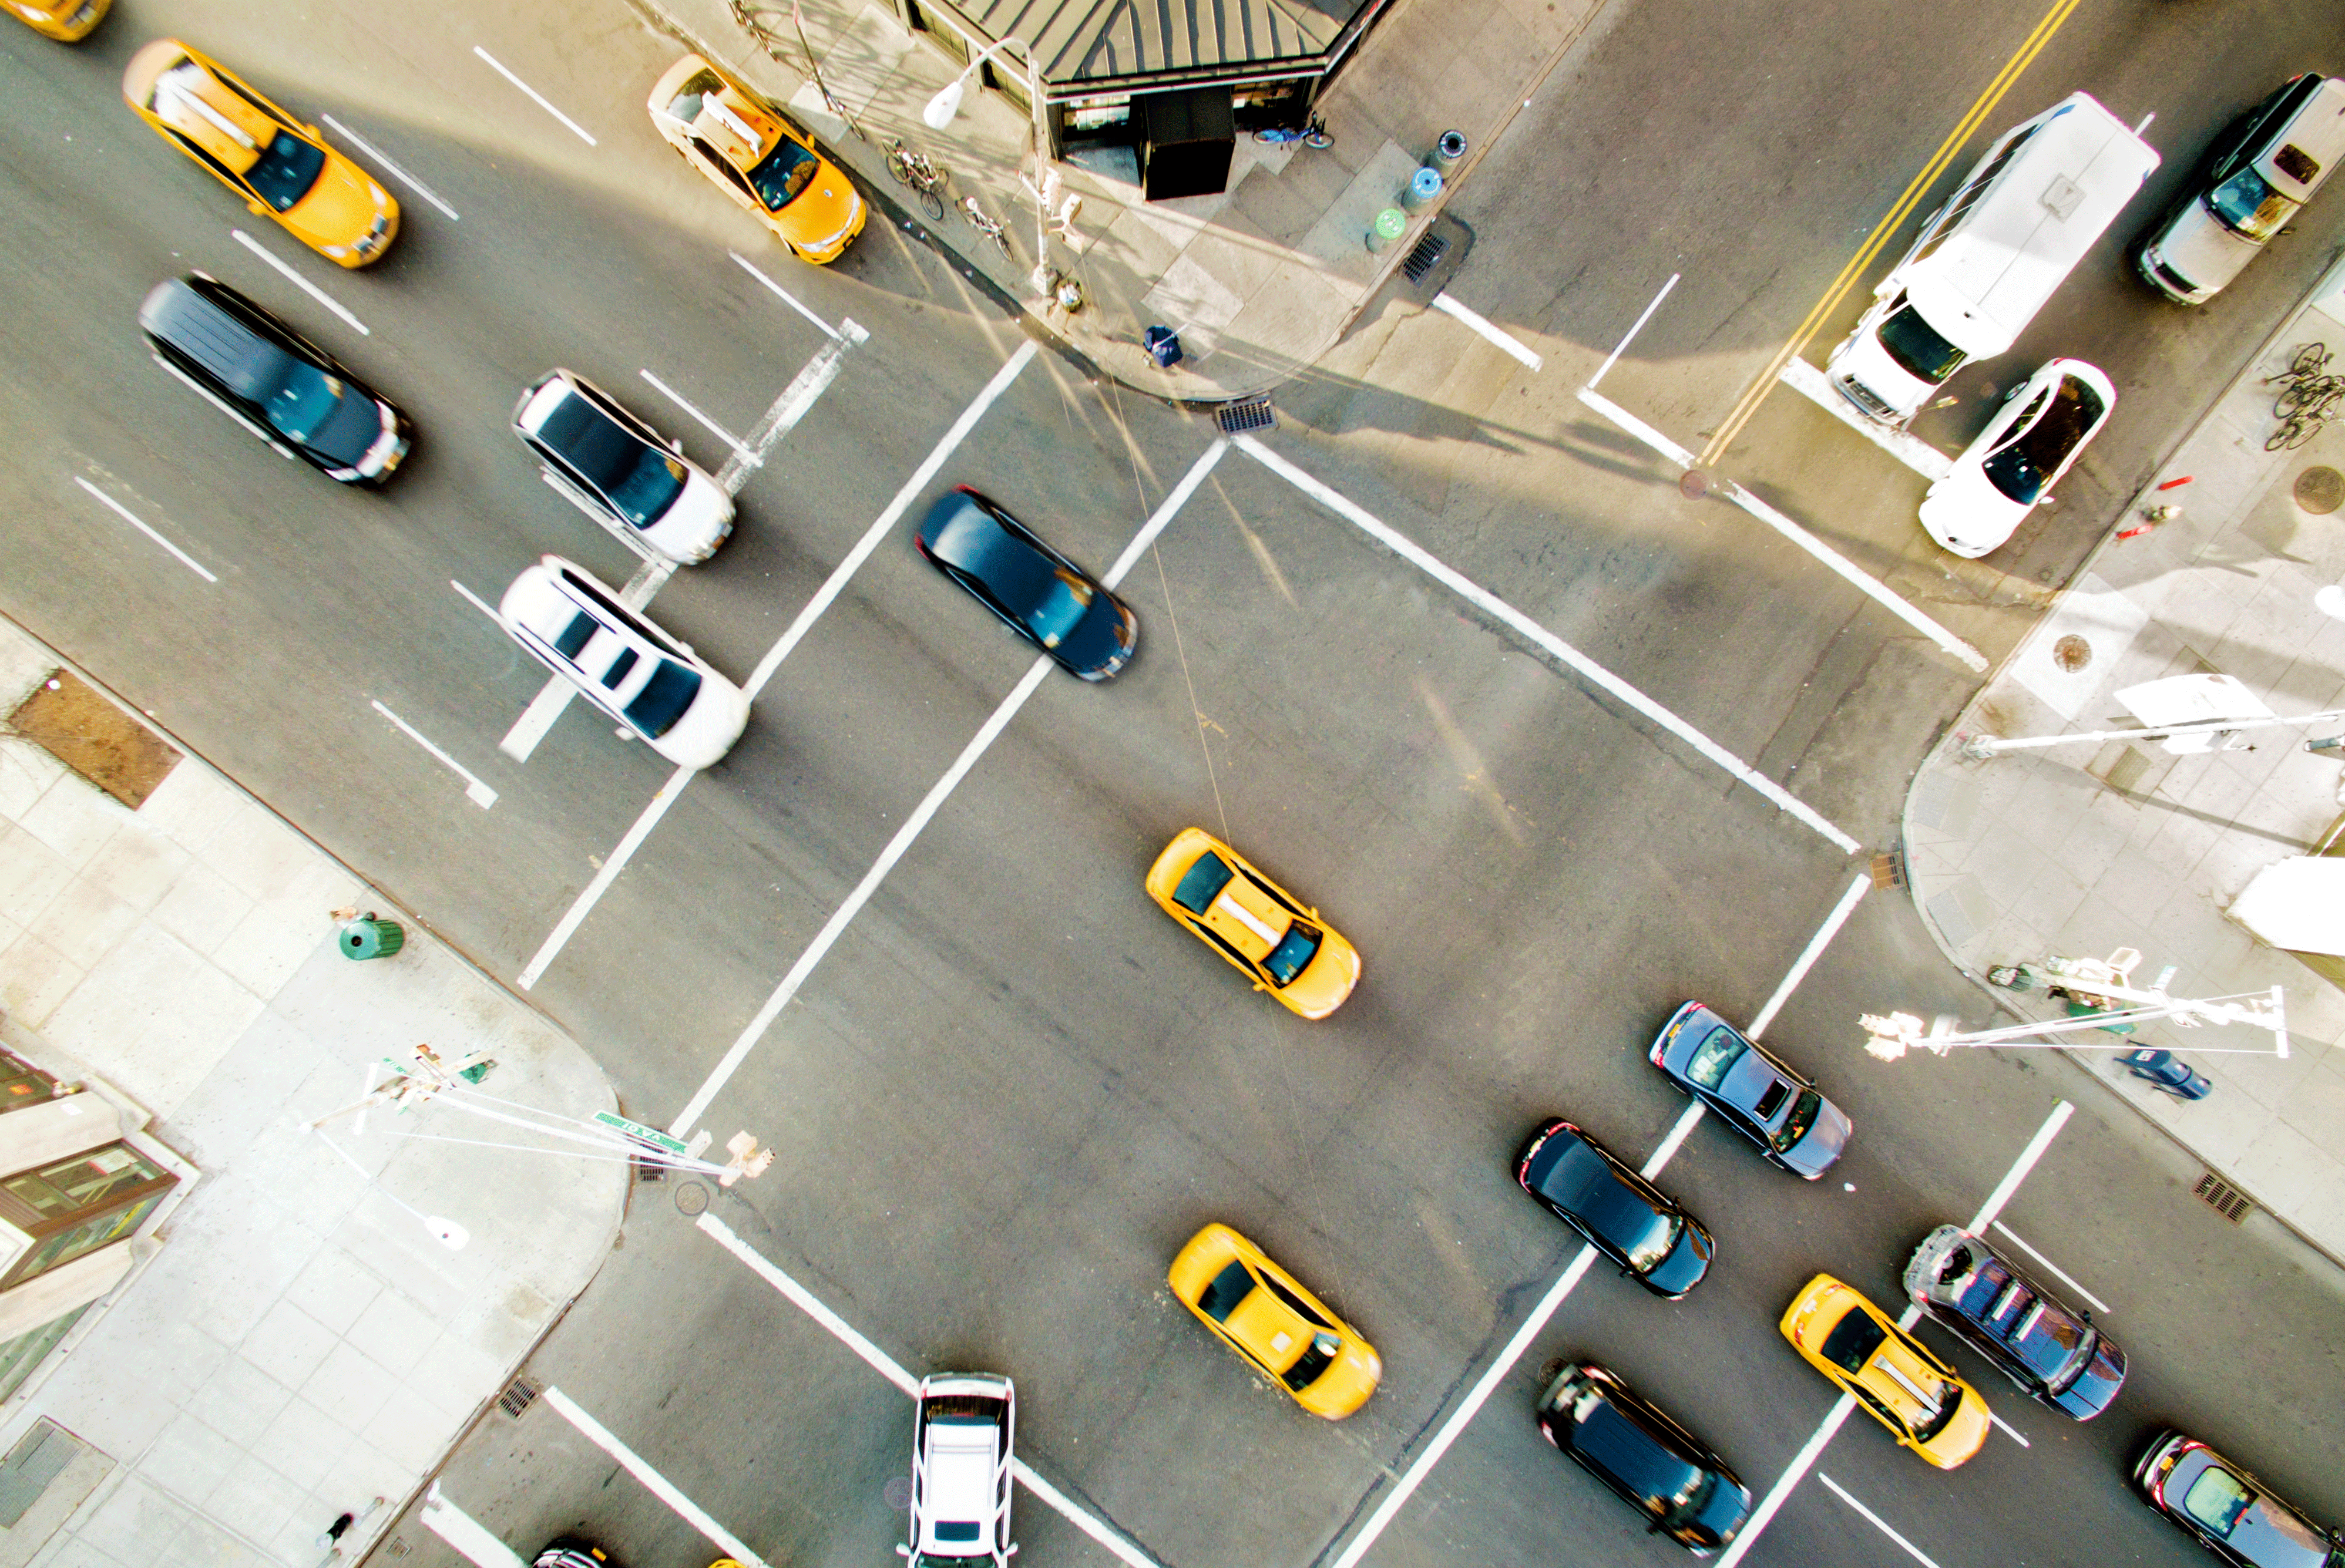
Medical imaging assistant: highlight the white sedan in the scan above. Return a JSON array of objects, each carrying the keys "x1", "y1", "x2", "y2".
[{"x1": 1918, "y1": 358, "x2": 2115, "y2": 558}]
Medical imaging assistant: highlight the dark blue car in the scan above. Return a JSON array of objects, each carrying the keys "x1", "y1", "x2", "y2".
[
  {"x1": 1537, "y1": 1364, "x2": 1752, "y2": 1556},
  {"x1": 1902, "y1": 1224, "x2": 2126, "y2": 1419},
  {"x1": 915, "y1": 487, "x2": 1138, "y2": 680},
  {"x1": 1648, "y1": 1002, "x2": 1852, "y2": 1179},
  {"x1": 1516, "y1": 1119, "x2": 1714, "y2": 1298}
]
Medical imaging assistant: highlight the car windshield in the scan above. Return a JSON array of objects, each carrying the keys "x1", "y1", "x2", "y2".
[
  {"x1": 1877, "y1": 302, "x2": 1967, "y2": 382},
  {"x1": 1982, "y1": 376, "x2": 2104, "y2": 504},
  {"x1": 1912, "y1": 1379, "x2": 1966, "y2": 1443},
  {"x1": 1770, "y1": 1089, "x2": 1824, "y2": 1153},
  {"x1": 621, "y1": 658, "x2": 703, "y2": 739},
  {"x1": 1171, "y1": 852, "x2": 1233, "y2": 915},
  {"x1": 258, "y1": 359, "x2": 345, "y2": 443},
  {"x1": 1820, "y1": 1306, "x2": 1886, "y2": 1375},
  {"x1": 1262, "y1": 921, "x2": 1323, "y2": 985},
  {"x1": 1685, "y1": 1027, "x2": 1746, "y2": 1090},
  {"x1": 539, "y1": 394, "x2": 687, "y2": 526},
  {"x1": 1280, "y1": 1332, "x2": 1342, "y2": 1392},
  {"x1": 1022, "y1": 568, "x2": 1095, "y2": 648},
  {"x1": 246, "y1": 129, "x2": 326, "y2": 211},
  {"x1": 748, "y1": 136, "x2": 819, "y2": 210},
  {"x1": 2208, "y1": 166, "x2": 2297, "y2": 241}
]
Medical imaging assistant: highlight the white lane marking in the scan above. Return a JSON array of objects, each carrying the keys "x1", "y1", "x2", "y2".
[
  {"x1": 420, "y1": 1483, "x2": 526, "y2": 1568},
  {"x1": 231, "y1": 229, "x2": 368, "y2": 335},
  {"x1": 1332, "y1": 859, "x2": 1874, "y2": 1566},
  {"x1": 1431, "y1": 291, "x2": 1542, "y2": 371},
  {"x1": 516, "y1": 344, "x2": 1037, "y2": 990},
  {"x1": 1717, "y1": 1101, "x2": 2077, "y2": 1566},
  {"x1": 371, "y1": 701, "x2": 496, "y2": 808},
  {"x1": 1748, "y1": 873, "x2": 1870, "y2": 1039},
  {"x1": 1987, "y1": 1408, "x2": 2032, "y2": 1448},
  {"x1": 541, "y1": 1387, "x2": 765, "y2": 1567},
  {"x1": 1234, "y1": 435, "x2": 1860, "y2": 854},
  {"x1": 714, "y1": 324, "x2": 870, "y2": 494},
  {"x1": 1991, "y1": 1220, "x2": 2112, "y2": 1314},
  {"x1": 1590, "y1": 272, "x2": 1678, "y2": 389},
  {"x1": 699, "y1": 1216, "x2": 1166, "y2": 1568},
  {"x1": 744, "y1": 340, "x2": 1036, "y2": 701},
  {"x1": 452, "y1": 580, "x2": 500, "y2": 621},
  {"x1": 473, "y1": 46, "x2": 597, "y2": 145},
  {"x1": 1968, "y1": 1100, "x2": 2074, "y2": 1233},
  {"x1": 1577, "y1": 386, "x2": 1987, "y2": 674},
  {"x1": 1817, "y1": 1473, "x2": 1945, "y2": 1568},
  {"x1": 1714, "y1": 1396, "x2": 1859, "y2": 1568},
  {"x1": 499, "y1": 679, "x2": 577, "y2": 762},
  {"x1": 319, "y1": 115, "x2": 459, "y2": 220},
  {"x1": 640, "y1": 368, "x2": 752, "y2": 460},
  {"x1": 1779, "y1": 356, "x2": 1951, "y2": 483},
  {"x1": 732, "y1": 250, "x2": 856, "y2": 341},
  {"x1": 1101, "y1": 440, "x2": 1227, "y2": 587},
  {"x1": 663, "y1": 438, "x2": 1228, "y2": 1136},
  {"x1": 73, "y1": 477, "x2": 217, "y2": 583}
]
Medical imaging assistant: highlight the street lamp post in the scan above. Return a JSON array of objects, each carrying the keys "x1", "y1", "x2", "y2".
[
  {"x1": 1860, "y1": 980, "x2": 2289, "y2": 1061},
  {"x1": 1958, "y1": 706, "x2": 2345, "y2": 759},
  {"x1": 921, "y1": 35, "x2": 1056, "y2": 295}
]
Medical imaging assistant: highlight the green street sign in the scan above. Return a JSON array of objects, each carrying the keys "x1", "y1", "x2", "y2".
[{"x1": 593, "y1": 1110, "x2": 688, "y2": 1157}]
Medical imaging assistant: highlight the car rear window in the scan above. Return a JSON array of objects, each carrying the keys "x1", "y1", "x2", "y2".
[
  {"x1": 1172, "y1": 853, "x2": 1234, "y2": 915},
  {"x1": 1197, "y1": 1260, "x2": 1254, "y2": 1323},
  {"x1": 1685, "y1": 1027, "x2": 1746, "y2": 1089},
  {"x1": 1820, "y1": 1306, "x2": 1886, "y2": 1374}
]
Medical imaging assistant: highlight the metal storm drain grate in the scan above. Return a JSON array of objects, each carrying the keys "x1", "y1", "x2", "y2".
[
  {"x1": 2193, "y1": 1173, "x2": 2254, "y2": 1223},
  {"x1": 1402, "y1": 231, "x2": 1450, "y2": 282},
  {"x1": 1215, "y1": 396, "x2": 1274, "y2": 434},
  {"x1": 1869, "y1": 850, "x2": 1906, "y2": 890},
  {"x1": 382, "y1": 1537, "x2": 414, "y2": 1559},
  {"x1": 498, "y1": 1377, "x2": 540, "y2": 1418}
]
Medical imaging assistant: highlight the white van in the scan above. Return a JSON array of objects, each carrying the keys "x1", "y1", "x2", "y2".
[
  {"x1": 2138, "y1": 73, "x2": 2345, "y2": 305},
  {"x1": 1826, "y1": 93, "x2": 2160, "y2": 424}
]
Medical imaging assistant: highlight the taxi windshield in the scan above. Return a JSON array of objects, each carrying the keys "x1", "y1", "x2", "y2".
[
  {"x1": 748, "y1": 136, "x2": 819, "y2": 210},
  {"x1": 1264, "y1": 921, "x2": 1323, "y2": 985},
  {"x1": 246, "y1": 128, "x2": 326, "y2": 210}
]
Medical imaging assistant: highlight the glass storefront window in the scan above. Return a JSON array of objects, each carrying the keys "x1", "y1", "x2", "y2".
[
  {"x1": 0, "y1": 1142, "x2": 177, "y2": 1290},
  {"x1": 0, "y1": 1306, "x2": 91, "y2": 1403},
  {"x1": 5, "y1": 1146, "x2": 166, "y2": 1219}
]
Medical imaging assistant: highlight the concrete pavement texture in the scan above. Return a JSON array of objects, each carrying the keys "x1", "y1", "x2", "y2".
[
  {"x1": 639, "y1": 0, "x2": 1601, "y2": 401},
  {"x1": 0, "y1": 621, "x2": 624, "y2": 1568},
  {"x1": 1906, "y1": 259, "x2": 2345, "y2": 1267}
]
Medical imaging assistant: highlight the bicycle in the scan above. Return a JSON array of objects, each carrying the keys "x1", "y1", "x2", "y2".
[
  {"x1": 1253, "y1": 115, "x2": 1331, "y2": 149},
  {"x1": 2267, "y1": 406, "x2": 2330, "y2": 451},
  {"x1": 885, "y1": 139, "x2": 949, "y2": 223},
  {"x1": 958, "y1": 196, "x2": 1015, "y2": 263}
]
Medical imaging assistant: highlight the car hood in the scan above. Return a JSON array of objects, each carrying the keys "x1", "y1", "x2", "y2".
[
  {"x1": 1054, "y1": 591, "x2": 1137, "y2": 678},
  {"x1": 1281, "y1": 926, "x2": 1360, "y2": 1019},
  {"x1": 2050, "y1": 1331, "x2": 2127, "y2": 1419},
  {"x1": 1778, "y1": 1095, "x2": 1852, "y2": 1179},
  {"x1": 1917, "y1": 1382, "x2": 1992, "y2": 1469},
  {"x1": 1919, "y1": 461, "x2": 2027, "y2": 558},
  {"x1": 1294, "y1": 1337, "x2": 1382, "y2": 1419},
  {"x1": 1677, "y1": 1471, "x2": 1754, "y2": 1552},
  {"x1": 1642, "y1": 1218, "x2": 1714, "y2": 1298},
  {"x1": 781, "y1": 166, "x2": 862, "y2": 253},
  {"x1": 2149, "y1": 198, "x2": 2260, "y2": 298},
  {"x1": 1824, "y1": 319, "x2": 1936, "y2": 422},
  {"x1": 640, "y1": 467, "x2": 734, "y2": 563},
  {"x1": 303, "y1": 384, "x2": 390, "y2": 466},
  {"x1": 288, "y1": 151, "x2": 385, "y2": 251}
]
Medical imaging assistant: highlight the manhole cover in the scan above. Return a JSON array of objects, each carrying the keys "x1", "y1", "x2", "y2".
[
  {"x1": 674, "y1": 1180, "x2": 710, "y2": 1216},
  {"x1": 884, "y1": 1476, "x2": 913, "y2": 1510},
  {"x1": 1678, "y1": 469, "x2": 1709, "y2": 500},
  {"x1": 2294, "y1": 465, "x2": 2344, "y2": 514},
  {"x1": 2052, "y1": 634, "x2": 2093, "y2": 674}
]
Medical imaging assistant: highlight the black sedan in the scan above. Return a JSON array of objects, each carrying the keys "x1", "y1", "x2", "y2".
[
  {"x1": 1516, "y1": 1119, "x2": 1712, "y2": 1298},
  {"x1": 1537, "y1": 1364, "x2": 1752, "y2": 1556},
  {"x1": 914, "y1": 488, "x2": 1137, "y2": 679}
]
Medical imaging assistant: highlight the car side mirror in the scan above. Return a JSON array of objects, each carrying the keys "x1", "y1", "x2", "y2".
[
  {"x1": 896, "y1": 1546, "x2": 911, "y2": 1559},
  {"x1": 614, "y1": 726, "x2": 637, "y2": 742},
  {"x1": 669, "y1": 437, "x2": 683, "y2": 454},
  {"x1": 248, "y1": 200, "x2": 267, "y2": 215},
  {"x1": 1253, "y1": 982, "x2": 1267, "y2": 992}
]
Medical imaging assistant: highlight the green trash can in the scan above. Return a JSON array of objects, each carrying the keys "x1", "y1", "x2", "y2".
[
  {"x1": 1367, "y1": 207, "x2": 1407, "y2": 253},
  {"x1": 340, "y1": 916, "x2": 405, "y2": 961}
]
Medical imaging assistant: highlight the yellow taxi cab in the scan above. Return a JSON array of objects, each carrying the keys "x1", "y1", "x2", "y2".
[
  {"x1": 1779, "y1": 1273, "x2": 1991, "y2": 1469},
  {"x1": 9, "y1": 0, "x2": 109, "y2": 42},
  {"x1": 645, "y1": 53, "x2": 864, "y2": 264},
  {"x1": 1168, "y1": 1223, "x2": 1380, "y2": 1419},
  {"x1": 121, "y1": 39, "x2": 398, "y2": 267},
  {"x1": 1144, "y1": 827, "x2": 1360, "y2": 1018}
]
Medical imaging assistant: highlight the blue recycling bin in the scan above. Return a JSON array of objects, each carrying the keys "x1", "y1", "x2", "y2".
[
  {"x1": 2118, "y1": 1047, "x2": 2210, "y2": 1101},
  {"x1": 1142, "y1": 325, "x2": 1183, "y2": 369}
]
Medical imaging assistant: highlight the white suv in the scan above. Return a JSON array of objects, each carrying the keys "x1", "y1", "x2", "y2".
[{"x1": 900, "y1": 1373, "x2": 1016, "y2": 1567}]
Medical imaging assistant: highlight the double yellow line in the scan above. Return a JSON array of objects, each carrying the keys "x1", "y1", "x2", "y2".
[{"x1": 1697, "y1": 0, "x2": 2086, "y2": 467}]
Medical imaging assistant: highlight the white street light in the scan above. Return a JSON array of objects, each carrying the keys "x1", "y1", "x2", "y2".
[
  {"x1": 1862, "y1": 981, "x2": 2288, "y2": 1061},
  {"x1": 923, "y1": 38, "x2": 1023, "y2": 129}
]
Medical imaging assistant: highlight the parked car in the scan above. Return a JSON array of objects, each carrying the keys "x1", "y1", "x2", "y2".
[
  {"x1": 9, "y1": 0, "x2": 108, "y2": 41},
  {"x1": 121, "y1": 39, "x2": 397, "y2": 264},
  {"x1": 513, "y1": 370, "x2": 733, "y2": 564},
  {"x1": 139, "y1": 275, "x2": 410, "y2": 486},
  {"x1": 2119, "y1": 1047, "x2": 2212, "y2": 1100},
  {"x1": 1144, "y1": 828, "x2": 1360, "y2": 1018},
  {"x1": 1514, "y1": 1119, "x2": 1714, "y2": 1298},
  {"x1": 646, "y1": 53, "x2": 865, "y2": 263},
  {"x1": 1780, "y1": 1274, "x2": 1990, "y2": 1469},
  {"x1": 532, "y1": 1540, "x2": 617, "y2": 1568},
  {"x1": 914, "y1": 487, "x2": 1137, "y2": 680},
  {"x1": 2139, "y1": 75, "x2": 2345, "y2": 305},
  {"x1": 1167, "y1": 1222, "x2": 1380, "y2": 1418},
  {"x1": 2134, "y1": 1431, "x2": 2344, "y2": 1568},
  {"x1": 1917, "y1": 358, "x2": 2115, "y2": 558},
  {"x1": 1536, "y1": 1364, "x2": 1752, "y2": 1556},
  {"x1": 1902, "y1": 1224, "x2": 2125, "y2": 1419},
  {"x1": 900, "y1": 1373, "x2": 1015, "y2": 1568},
  {"x1": 1648, "y1": 1002, "x2": 1850, "y2": 1178},
  {"x1": 497, "y1": 555, "x2": 750, "y2": 768}
]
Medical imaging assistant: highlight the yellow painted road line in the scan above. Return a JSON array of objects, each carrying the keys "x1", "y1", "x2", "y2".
[{"x1": 1698, "y1": 0, "x2": 2084, "y2": 466}]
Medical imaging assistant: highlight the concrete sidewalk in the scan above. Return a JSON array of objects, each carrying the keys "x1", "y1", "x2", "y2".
[
  {"x1": 1904, "y1": 260, "x2": 2345, "y2": 1267},
  {"x1": 0, "y1": 620, "x2": 626, "y2": 1567},
  {"x1": 638, "y1": 0, "x2": 1601, "y2": 401}
]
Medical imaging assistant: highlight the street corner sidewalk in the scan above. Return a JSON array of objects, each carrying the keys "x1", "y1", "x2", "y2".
[
  {"x1": 0, "y1": 619, "x2": 625, "y2": 1567},
  {"x1": 641, "y1": 0, "x2": 1605, "y2": 402},
  {"x1": 1899, "y1": 258, "x2": 2345, "y2": 1268}
]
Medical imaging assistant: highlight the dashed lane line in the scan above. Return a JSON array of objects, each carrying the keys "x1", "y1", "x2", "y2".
[
  {"x1": 369, "y1": 700, "x2": 496, "y2": 809},
  {"x1": 1817, "y1": 1473, "x2": 1946, "y2": 1568},
  {"x1": 231, "y1": 228, "x2": 368, "y2": 335},
  {"x1": 1748, "y1": 873, "x2": 1870, "y2": 1038},
  {"x1": 73, "y1": 477, "x2": 216, "y2": 583},
  {"x1": 419, "y1": 1483, "x2": 525, "y2": 1568},
  {"x1": 320, "y1": 115, "x2": 459, "y2": 220},
  {"x1": 1431, "y1": 291, "x2": 1543, "y2": 370},
  {"x1": 473, "y1": 46, "x2": 597, "y2": 146}
]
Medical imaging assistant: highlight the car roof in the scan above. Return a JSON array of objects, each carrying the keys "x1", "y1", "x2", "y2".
[
  {"x1": 2252, "y1": 75, "x2": 2345, "y2": 200},
  {"x1": 652, "y1": 58, "x2": 785, "y2": 173},
  {"x1": 1570, "y1": 1391, "x2": 1705, "y2": 1499},
  {"x1": 137, "y1": 51, "x2": 278, "y2": 174},
  {"x1": 139, "y1": 278, "x2": 293, "y2": 396}
]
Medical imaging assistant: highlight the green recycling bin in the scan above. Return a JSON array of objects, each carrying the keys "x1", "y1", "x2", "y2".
[{"x1": 339, "y1": 916, "x2": 405, "y2": 961}]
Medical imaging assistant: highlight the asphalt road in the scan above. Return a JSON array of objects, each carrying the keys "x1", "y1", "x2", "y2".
[{"x1": 2, "y1": 0, "x2": 2343, "y2": 1566}]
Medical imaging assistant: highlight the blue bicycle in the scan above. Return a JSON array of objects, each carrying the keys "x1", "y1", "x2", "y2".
[{"x1": 1254, "y1": 115, "x2": 1331, "y2": 149}]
